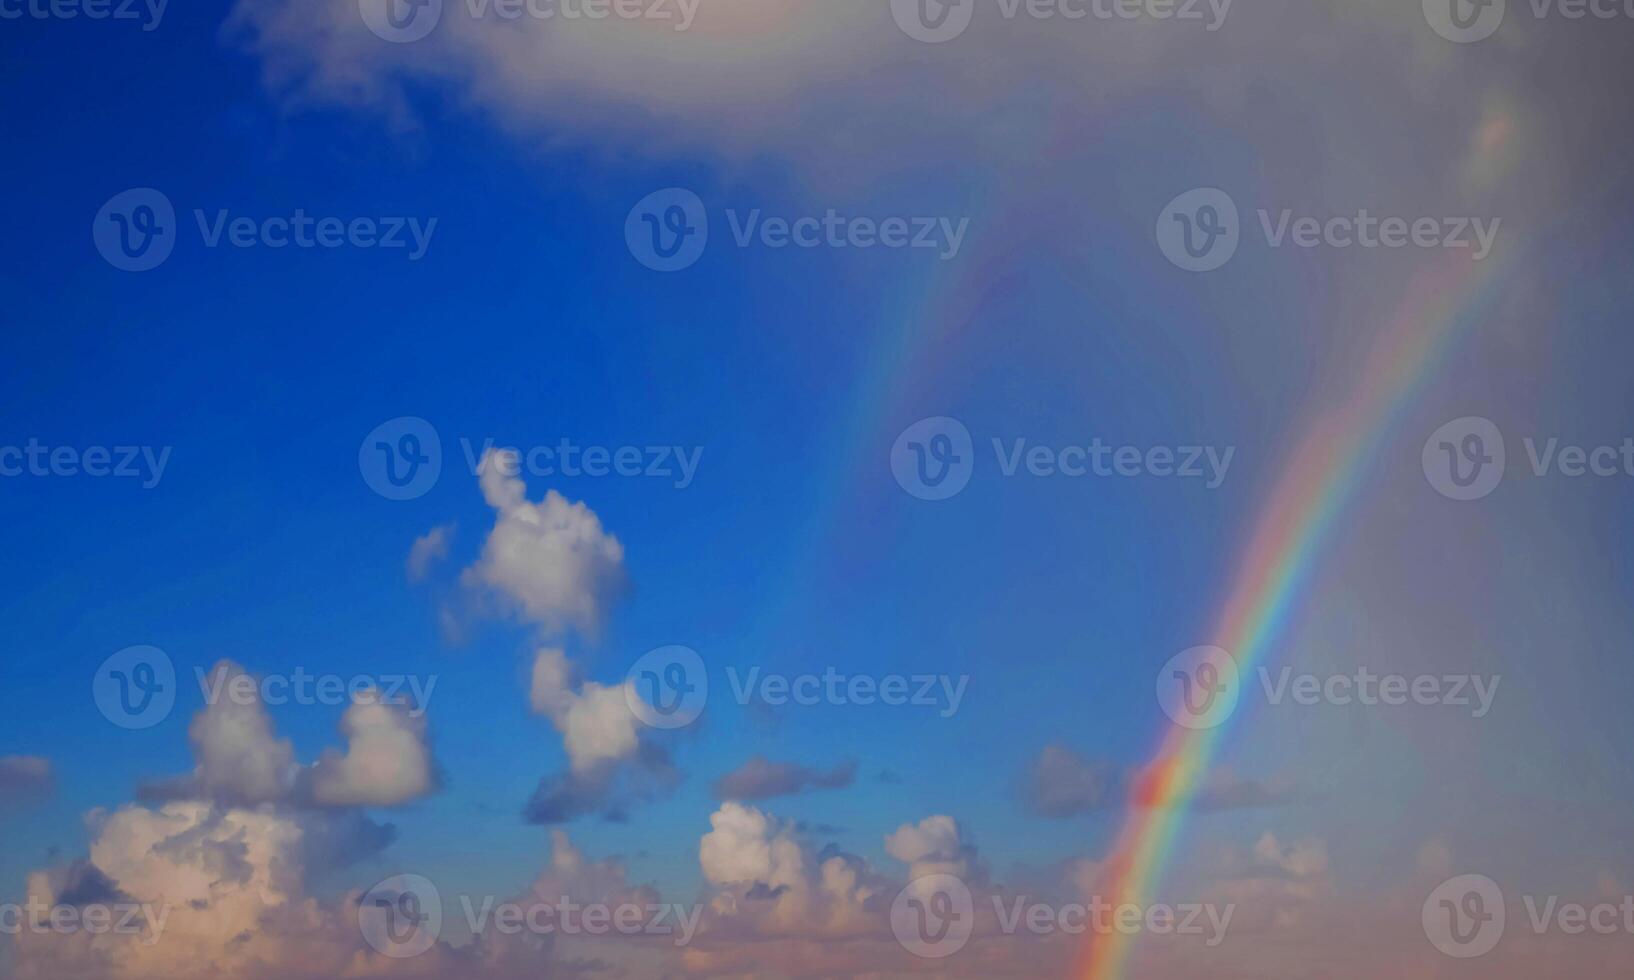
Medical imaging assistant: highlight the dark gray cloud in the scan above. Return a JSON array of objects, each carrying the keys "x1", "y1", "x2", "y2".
[{"x1": 712, "y1": 757, "x2": 856, "y2": 801}]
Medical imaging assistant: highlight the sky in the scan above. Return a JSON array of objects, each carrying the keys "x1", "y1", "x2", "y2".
[{"x1": 2, "y1": 0, "x2": 1634, "y2": 977}]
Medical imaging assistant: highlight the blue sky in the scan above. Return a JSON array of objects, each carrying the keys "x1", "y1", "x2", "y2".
[{"x1": 3, "y1": 2, "x2": 1634, "y2": 977}]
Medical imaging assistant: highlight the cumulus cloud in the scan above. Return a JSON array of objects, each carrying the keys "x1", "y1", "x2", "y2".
[
  {"x1": 307, "y1": 694, "x2": 439, "y2": 807},
  {"x1": 711, "y1": 757, "x2": 856, "y2": 801},
  {"x1": 157, "y1": 661, "x2": 297, "y2": 806},
  {"x1": 407, "y1": 523, "x2": 454, "y2": 582},
  {"x1": 521, "y1": 648, "x2": 677, "y2": 824},
  {"x1": 140, "y1": 660, "x2": 438, "y2": 810},
  {"x1": 0, "y1": 755, "x2": 54, "y2": 801},
  {"x1": 883, "y1": 814, "x2": 979, "y2": 883},
  {"x1": 463, "y1": 451, "x2": 625, "y2": 636},
  {"x1": 528, "y1": 648, "x2": 639, "y2": 772},
  {"x1": 12, "y1": 801, "x2": 412, "y2": 980}
]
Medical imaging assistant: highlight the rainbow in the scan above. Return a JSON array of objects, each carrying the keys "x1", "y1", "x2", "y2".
[{"x1": 1079, "y1": 251, "x2": 1510, "y2": 980}]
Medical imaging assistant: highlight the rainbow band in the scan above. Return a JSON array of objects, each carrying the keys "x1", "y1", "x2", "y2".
[{"x1": 1080, "y1": 254, "x2": 1507, "y2": 980}]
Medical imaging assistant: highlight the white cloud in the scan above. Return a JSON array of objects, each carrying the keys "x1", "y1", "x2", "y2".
[
  {"x1": 307, "y1": 693, "x2": 438, "y2": 807},
  {"x1": 185, "y1": 662, "x2": 297, "y2": 806},
  {"x1": 464, "y1": 450, "x2": 625, "y2": 636},
  {"x1": 528, "y1": 648, "x2": 639, "y2": 773},
  {"x1": 407, "y1": 523, "x2": 454, "y2": 582}
]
